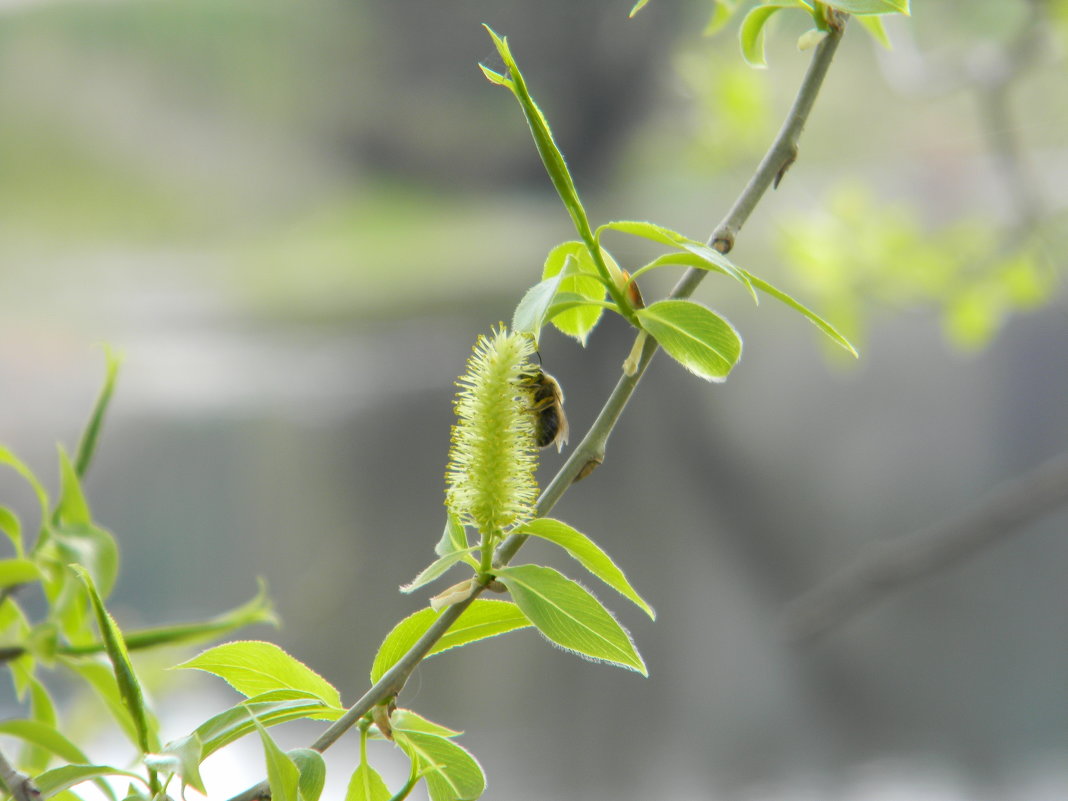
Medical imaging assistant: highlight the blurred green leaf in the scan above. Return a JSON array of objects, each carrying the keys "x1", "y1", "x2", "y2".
[
  {"x1": 176, "y1": 641, "x2": 341, "y2": 711},
  {"x1": 73, "y1": 346, "x2": 123, "y2": 480},
  {"x1": 55, "y1": 449, "x2": 91, "y2": 527},
  {"x1": 394, "y1": 729, "x2": 485, "y2": 801},
  {"x1": 258, "y1": 723, "x2": 301, "y2": 801},
  {"x1": 0, "y1": 447, "x2": 50, "y2": 539},
  {"x1": 71, "y1": 565, "x2": 158, "y2": 755},
  {"x1": 400, "y1": 548, "x2": 479, "y2": 595},
  {"x1": 22, "y1": 676, "x2": 60, "y2": 774},
  {"x1": 629, "y1": 0, "x2": 652, "y2": 17},
  {"x1": 855, "y1": 14, "x2": 891, "y2": 46},
  {"x1": 59, "y1": 657, "x2": 144, "y2": 749},
  {"x1": 144, "y1": 734, "x2": 206, "y2": 796},
  {"x1": 33, "y1": 764, "x2": 146, "y2": 799},
  {"x1": 0, "y1": 719, "x2": 117, "y2": 801},
  {"x1": 48, "y1": 522, "x2": 120, "y2": 602},
  {"x1": 0, "y1": 559, "x2": 41, "y2": 588},
  {"x1": 740, "y1": 2, "x2": 811, "y2": 67},
  {"x1": 344, "y1": 763, "x2": 391, "y2": 801},
  {"x1": 514, "y1": 518, "x2": 655, "y2": 620},
  {"x1": 494, "y1": 564, "x2": 647, "y2": 675},
  {"x1": 705, "y1": 0, "x2": 741, "y2": 35},
  {"x1": 289, "y1": 748, "x2": 327, "y2": 801},
  {"x1": 0, "y1": 506, "x2": 25, "y2": 558},
  {"x1": 370, "y1": 600, "x2": 531, "y2": 683},
  {"x1": 636, "y1": 300, "x2": 742, "y2": 382}
]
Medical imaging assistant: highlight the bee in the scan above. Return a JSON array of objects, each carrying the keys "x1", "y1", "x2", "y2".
[{"x1": 521, "y1": 369, "x2": 569, "y2": 453}]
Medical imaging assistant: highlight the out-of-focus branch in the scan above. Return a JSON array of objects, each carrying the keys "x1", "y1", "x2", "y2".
[
  {"x1": 0, "y1": 747, "x2": 41, "y2": 801},
  {"x1": 783, "y1": 450, "x2": 1068, "y2": 643}
]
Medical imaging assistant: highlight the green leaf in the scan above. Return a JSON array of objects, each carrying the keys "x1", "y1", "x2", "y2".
[
  {"x1": 739, "y1": 2, "x2": 810, "y2": 67},
  {"x1": 188, "y1": 690, "x2": 337, "y2": 759},
  {"x1": 394, "y1": 730, "x2": 485, "y2": 801},
  {"x1": 0, "y1": 719, "x2": 117, "y2": 800},
  {"x1": 635, "y1": 300, "x2": 742, "y2": 382},
  {"x1": 855, "y1": 14, "x2": 891, "y2": 47},
  {"x1": 513, "y1": 271, "x2": 566, "y2": 344},
  {"x1": 744, "y1": 273, "x2": 858, "y2": 356},
  {"x1": 0, "y1": 506, "x2": 25, "y2": 558},
  {"x1": 176, "y1": 641, "x2": 341, "y2": 711},
  {"x1": 823, "y1": 0, "x2": 909, "y2": 14},
  {"x1": 73, "y1": 345, "x2": 123, "y2": 479},
  {"x1": 597, "y1": 221, "x2": 755, "y2": 299},
  {"x1": 400, "y1": 548, "x2": 479, "y2": 595},
  {"x1": 59, "y1": 657, "x2": 145, "y2": 749},
  {"x1": 22, "y1": 676, "x2": 61, "y2": 774},
  {"x1": 33, "y1": 764, "x2": 146, "y2": 799},
  {"x1": 629, "y1": 0, "x2": 652, "y2": 17},
  {"x1": 482, "y1": 26, "x2": 594, "y2": 249},
  {"x1": 56, "y1": 448, "x2": 91, "y2": 526},
  {"x1": 71, "y1": 565, "x2": 158, "y2": 755},
  {"x1": 344, "y1": 763, "x2": 392, "y2": 801},
  {"x1": 47, "y1": 522, "x2": 120, "y2": 601},
  {"x1": 65, "y1": 578, "x2": 279, "y2": 654},
  {"x1": 514, "y1": 518, "x2": 655, "y2": 619},
  {"x1": 704, "y1": 0, "x2": 741, "y2": 35},
  {"x1": 392, "y1": 709, "x2": 462, "y2": 739},
  {"x1": 541, "y1": 242, "x2": 609, "y2": 345},
  {"x1": 370, "y1": 600, "x2": 531, "y2": 683},
  {"x1": 494, "y1": 564, "x2": 647, "y2": 675},
  {"x1": 289, "y1": 748, "x2": 327, "y2": 801},
  {"x1": 0, "y1": 558, "x2": 41, "y2": 588},
  {"x1": 434, "y1": 513, "x2": 469, "y2": 558},
  {"x1": 258, "y1": 723, "x2": 301, "y2": 801},
  {"x1": 0, "y1": 447, "x2": 50, "y2": 536},
  {"x1": 144, "y1": 734, "x2": 206, "y2": 796}
]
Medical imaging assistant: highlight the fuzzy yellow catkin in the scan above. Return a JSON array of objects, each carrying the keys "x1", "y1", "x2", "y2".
[{"x1": 444, "y1": 326, "x2": 539, "y2": 536}]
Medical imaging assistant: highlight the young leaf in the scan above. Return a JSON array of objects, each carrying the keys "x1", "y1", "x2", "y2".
[
  {"x1": 0, "y1": 720, "x2": 104, "y2": 792},
  {"x1": 493, "y1": 564, "x2": 647, "y2": 675},
  {"x1": 289, "y1": 748, "x2": 327, "y2": 801},
  {"x1": 345, "y1": 763, "x2": 392, "y2": 801},
  {"x1": 32, "y1": 764, "x2": 147, "y2": 799},
  {"x1": 175, "y1": 641, "x2": 341, "y2": 711},
  {"x1": 73, "y1": 345, "x2": 123, "y2": 479},
  {"x1": 71, "y1": 564, "x2": 159, "y2": 754},
  {"x1": 513, "y1": 518, "x2": 655, "y2": 619},
  {"x1": 144, "y1": 733, "x2": 206, "y2": 796},
  {"x1": 482, "y1": 27, "x2": 594, "y2": 248},
  {"x1": 392, "y1": 709, "x2": 463, "y2": 739},
  {"x1": 56, "y1": 448, "x2": 91, "y2": 526},
  {"x1": 511, "y1": 272, "x2": 565, "y2": 342},
  {"x1": 855, "y1": 14, "x2": 891, "y2": 47},
  {"x1": 739, "y1": 2, "x2": 811, "y2": 67},
  {"x1": 0, "y1": 559, "x2": 41, "y2": 588},
  {"x1": 434, "y1": 513, "x2": 469, "y2": 558},
  {"x1": 59, "y1": 657, "x2": 145, "y2": 749},
  {"x1": 542, "y1": 242, "x2": 609, "y2": 345},
  {"x1": 744, "y1": 273, "x2": 858, "y2": 356},
  {"x1": 636, "y1": 300, "x2": 742, "y2": 382},
  {"x1": 258, "y1": 723, "x2": 301, "y2": 801},
  {"x1": 596, "y1": 221, "x2": 755, "y2": 299},
  {"x1": 189, "y1": 690, "x2": 337, "y2": 759},
  {"x1": 48, "y1": 521, "x2": 120, "y2": 604},
  {"x1": 823, "y1": 0, "x2": 908, "y2": 14},
  {"x1": 0, "y1": 447, "x2": 50, "y2": 532},
  {"x1": 0, "y1": 506, "x2": 24, "y2": 558},
  {"x1": 370, "y1": 600, "x2": 531, "y2": 683},
  {"x1": 628, "y1": 0, "x2": 652, "y2": 17},
  {"x1": 95, "y1": 578, "x2": 278, "y2": 653},
  {"x1": 400, "y1": 548, "x2": 479, "y2": 595},
  {"x1": 394, "y1": 729, "x2": 486, "y2": 801},
  {"x1": 704, "y1": 0, "x2": 741, "y2": 35}
]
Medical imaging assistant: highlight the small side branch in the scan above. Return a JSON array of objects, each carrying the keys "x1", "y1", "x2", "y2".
[
  {"x1": 0, "y1": 748, "x2": 41, "y2": 801},
  {"x1": 783, "y1": 450, "x2": 1068, "y2": 643}
]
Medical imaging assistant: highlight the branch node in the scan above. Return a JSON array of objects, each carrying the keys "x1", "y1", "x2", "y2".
[
  {"x1": 773, "y1": 144, "x2": 799, "y2": 189},
  {"x1": 574, "y1": 455, "x2": 604, "y2": 483},
  {"x1": 711, "y1": 229, "x2": 735, "y2": 255}
]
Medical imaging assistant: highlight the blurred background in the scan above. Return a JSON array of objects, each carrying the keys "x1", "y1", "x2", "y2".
[{"x1": 2, "y1": 0, "x2": 1068, "y2": 798}]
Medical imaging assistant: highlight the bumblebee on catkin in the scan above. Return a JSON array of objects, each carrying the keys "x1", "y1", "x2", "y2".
[{"x1": 444, "y1": 326, "x2": 540, "y2": 536}]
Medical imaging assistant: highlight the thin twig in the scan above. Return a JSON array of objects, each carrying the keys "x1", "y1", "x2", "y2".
[
  {"x1": 0, "y1": 747, "x2": 41, "y2": 801},
  {"x1": 782, "y1": 450, "x2": 1068, "y2": 643},
  {"x1": 223, "y1": 21, "x2": 847, "y2": 801}
]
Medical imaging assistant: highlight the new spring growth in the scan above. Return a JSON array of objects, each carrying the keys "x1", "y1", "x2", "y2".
[{"x1": 445, "y1": 326, "x2": 540, "y2": 539}]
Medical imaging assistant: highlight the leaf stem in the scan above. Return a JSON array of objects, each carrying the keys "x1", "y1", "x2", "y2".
[{"x1": 223, "y1": 21, "x2": 846, "y2": 801}]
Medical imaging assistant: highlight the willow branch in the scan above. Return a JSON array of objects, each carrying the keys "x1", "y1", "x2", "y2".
[
  {"x1": 224, "y1": 20, "x2": 846, "y2": 801},
  {"x1": 0, "y1": 747, "x2": 41, "y2": 801},
  {"x1": 783, "y1": 449, "x2": 1068, "y2": 643}
]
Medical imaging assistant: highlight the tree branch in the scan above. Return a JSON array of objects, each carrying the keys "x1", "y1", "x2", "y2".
[
  {"x1": 0, "y1": 747, "x2": 41, "y2": 801},
  {"x1": 224, "y1": 20, "x2": 847, "y2": 801},
  {"x1": 782, "y1": 449, "x2": 1068, "y2": 643}
]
